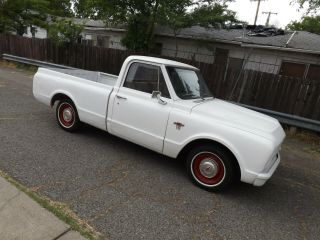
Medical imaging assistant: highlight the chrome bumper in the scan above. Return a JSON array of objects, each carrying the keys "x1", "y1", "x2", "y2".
[{"x1": 253, "y1": 153, "x2": 281, "y2": 187}]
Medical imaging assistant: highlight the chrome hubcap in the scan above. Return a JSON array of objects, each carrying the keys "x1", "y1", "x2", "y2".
[
  {"x1": 199, "y1": 159, "x2": 218, "y2": 178},
  {"x1": 63, "y1": 108, "x2": 73, "y2": 122}
]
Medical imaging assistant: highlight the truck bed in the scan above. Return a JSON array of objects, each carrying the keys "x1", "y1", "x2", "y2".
[
  {"x1": 50, "y1": 68, "x2": 118, "y2": 86},
  {"x1": 33, "y1": 67, "x2": 116, "y2": 131}
]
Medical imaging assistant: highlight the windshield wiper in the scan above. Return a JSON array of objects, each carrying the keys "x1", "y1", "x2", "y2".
[
  {"x1": 180, "y1": 93, "x2": 198, "y2": 99},
  {"x1": 194, "y1": 96, "x2": 214, "y2": 103},
  {"x1": 201, "y1": 93, "x2": 214, "y2": 98}
]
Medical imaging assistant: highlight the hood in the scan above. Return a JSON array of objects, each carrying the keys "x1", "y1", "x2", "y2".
[{"x1": 191, "y1": 99, "x2": 281, "y2": 135}]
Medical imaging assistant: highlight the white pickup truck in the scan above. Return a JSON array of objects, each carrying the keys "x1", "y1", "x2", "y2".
[{"x1": 33, "y1": 56, "x2": 285, "y2": 191}]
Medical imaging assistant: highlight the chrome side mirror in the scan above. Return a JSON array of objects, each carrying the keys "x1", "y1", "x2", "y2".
[
  {"x1": 151, "y1": 91, "x2": 167, "y2": 105},
  {"x1": 151, "y1": 91, "x2": 161, "y2": 99}
]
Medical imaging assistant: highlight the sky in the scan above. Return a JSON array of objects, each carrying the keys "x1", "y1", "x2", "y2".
[{"x1": 227, "y1": 0, "x2": 308, "y2": 28}]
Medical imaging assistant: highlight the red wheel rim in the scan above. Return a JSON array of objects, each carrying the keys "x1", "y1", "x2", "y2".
[
  {"x1": 58, "y1": 103, "x2": 75, "y2": 128},
  {"x1": 191, "y1": 152, "x2": 225, "y2": 186}
]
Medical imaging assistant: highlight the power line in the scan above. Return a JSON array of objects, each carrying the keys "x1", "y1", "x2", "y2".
[
  {"x1": 262, "y1": 11, "x2": 278, "y2": 26},
  {"x1": 251, "y1": 0, "x2": 267, "y2": 26}
]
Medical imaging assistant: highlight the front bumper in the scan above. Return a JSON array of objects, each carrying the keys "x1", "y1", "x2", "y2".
[{"x1": 253, "y1": 153, "x2": 281, "y2": 186}]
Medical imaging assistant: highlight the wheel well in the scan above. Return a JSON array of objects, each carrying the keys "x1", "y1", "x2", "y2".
[
  {"x1": 51, "y1": 93, "x2": 72, "y2": 107},
  {"x1": 177, "y1": 139, "x2": 241, "y2": 180}
]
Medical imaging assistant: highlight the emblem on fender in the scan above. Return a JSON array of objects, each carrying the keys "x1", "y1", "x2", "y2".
[{"x1": 174, "y1": 122, "x2": 185, "y2": 130}]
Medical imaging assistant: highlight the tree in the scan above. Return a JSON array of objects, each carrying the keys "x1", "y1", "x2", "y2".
[
  {"x1": 287, "y1": 16, "x2": 320, "y2": 34},
  {"x1": 88, "y1": 0, "x2": 237, "y2": 52},
  {"x1": 0, "y1": 0, "x2": 50, "y2": 35},
  {"x1": 48, "y1": 19, "x2": 84, "y2": 45},
  {"x1": 96, "y1": 0, "x2": 174, "y2": 51},
  {"x1": 73, "y1": 0, "x2": 99, "y2": 19},
  {"x1": 158, "y1": 4, "x2": 192, "y2": 57},
  {"x1": 158, "y1": 1, "x2": 238, "y2": 56},
  {"x1": 294, "y1": 0, "x2": 320, "y2": 12},
  {"x1": 190, "y1": 3, "x2": 238, "y2": 28},
  {"x1": 0, "y1": 0, "x2": 73, "y2": 36},
  {"x1": 48, "y1": 0, "x2": 73, "y2": 17}
]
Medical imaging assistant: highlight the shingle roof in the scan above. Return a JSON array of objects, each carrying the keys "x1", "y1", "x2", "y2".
[
  {"x1": 74, "y1": 18, "x2": 126, "y2": 30},
  {"x1": 74, "y1": 18, "x2": 105, "y2": 27},
  {"x1": 78, "y1": 18, "x2": 320, "y2": 53},
  {"x1": 154, "y1": 25, "x2": 320, "y2": 52}
]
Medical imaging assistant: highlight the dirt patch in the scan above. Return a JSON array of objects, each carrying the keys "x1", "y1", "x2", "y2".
[
  {"x1": 286, "y1": 129, "x2": 320, "y2": 158},
  {"x1": 0, "y1": 60, "x2": 37, "y2": 73}
]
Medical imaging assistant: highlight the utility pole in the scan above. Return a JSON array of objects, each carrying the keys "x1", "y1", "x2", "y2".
[
  {"x1": 262, "y1": 11, "x2": 278, "y2": 26},
  {"x1": 251, "y1": 0, "x2": 267, "y2": 26}
]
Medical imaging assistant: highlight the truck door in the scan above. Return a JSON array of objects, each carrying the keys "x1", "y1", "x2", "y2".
[{"x1": 109, "y1": 62, "x2": 172, "y2": 153}]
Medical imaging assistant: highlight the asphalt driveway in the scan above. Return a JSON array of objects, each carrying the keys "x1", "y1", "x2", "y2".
[{"x1": 0, "y1": 64, "x2": 319, "y2": 240}]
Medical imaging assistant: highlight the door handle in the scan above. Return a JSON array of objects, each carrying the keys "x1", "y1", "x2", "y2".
[{"x1": 116, "y1": 95, "x2": 127, "y2": 100}]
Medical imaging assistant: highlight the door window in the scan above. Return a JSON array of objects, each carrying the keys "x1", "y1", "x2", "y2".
[{"x1": 123, "y1": 63, "x2": 170, "y2": 98}]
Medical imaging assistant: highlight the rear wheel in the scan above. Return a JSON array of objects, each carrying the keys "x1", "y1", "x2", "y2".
[
  {"x1": 56, "y1": 99, "x2": 81, "y2": 132},
  {"x1": 186, "y1": 144, "x2": 236, "y2": 191}
]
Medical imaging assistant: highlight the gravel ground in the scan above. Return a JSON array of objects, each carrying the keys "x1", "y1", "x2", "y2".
[{"x1": 0, "y1": 65, "x2": 319, "y2": 240}]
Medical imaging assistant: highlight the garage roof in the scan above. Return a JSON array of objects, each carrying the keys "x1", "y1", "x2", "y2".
[{"x1": 154, "y1": 25, "x2": 320, "y2": 53}]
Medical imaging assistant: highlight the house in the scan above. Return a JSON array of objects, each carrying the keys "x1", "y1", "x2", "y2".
[
  {"x1": 23, "y1": 19, "x2": 320, "y2": 80},
  {"x1": 157, "y1": 26, "x2": 320, "y2": 80},
  {"x1": 74, "y1": 19, "x2": 127, "y2": 50},
  {"x1": 23, "y1": 26, "x2": 47, "y2": 39},
  {"x1": 80, "y1": 20, "x2": 320, "y2": 80}
]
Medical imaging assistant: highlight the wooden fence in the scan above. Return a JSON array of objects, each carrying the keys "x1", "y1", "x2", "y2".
[{"x1": 1, "y1": 34, "x2": 319, "y2": 121}]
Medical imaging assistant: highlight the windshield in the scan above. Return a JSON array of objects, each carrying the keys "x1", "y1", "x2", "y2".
[{"x1": 166, "y1": 66, "x2": 213, "y2": 100}]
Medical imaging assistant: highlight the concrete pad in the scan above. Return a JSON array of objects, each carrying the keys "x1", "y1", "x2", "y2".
[
  {"x1": 0, "y1": 177, "x2": 20, "y2": 207},
  {"x1": 58, "y1": 230, "x2": 87, "y2": 240},
  {"x1": 0, "y1": 177, "x2": 69, "y2": 240}
]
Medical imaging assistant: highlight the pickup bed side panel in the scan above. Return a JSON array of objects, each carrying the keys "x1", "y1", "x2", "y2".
[{"x1": 33, "y1": 68, "x2": 112, "y2": 131}]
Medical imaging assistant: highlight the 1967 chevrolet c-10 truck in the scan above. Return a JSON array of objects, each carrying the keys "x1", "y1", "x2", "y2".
[{"x1": 33, "y1": 56, "x2": 286, "y2": 191}]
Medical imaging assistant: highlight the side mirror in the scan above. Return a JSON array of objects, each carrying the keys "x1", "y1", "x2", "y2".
[
  {"x1": 151, "y1": 91, "x2": 161, "y2": 99},
  {"x1": 151, "y1": 91, "x2": 167, "y2": 105}
]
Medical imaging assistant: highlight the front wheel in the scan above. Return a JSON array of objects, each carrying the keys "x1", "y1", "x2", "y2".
[
  {"x1": 186, "y1": 144, "x2": 237, "y2": 191},
  {"x1": 56, "y1": 99, "x2": 81, "y2": 132}
]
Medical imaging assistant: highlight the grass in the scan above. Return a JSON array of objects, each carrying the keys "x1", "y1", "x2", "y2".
[
  {"x1": 0, "y1": 170, "x2": 101, "y2": 240},
  {"x1": 286, "y1": 128, "x2": 320, "y2": 157},
  {"x1": 0, "y1": 60, "x2": 37, "y2": 73}
]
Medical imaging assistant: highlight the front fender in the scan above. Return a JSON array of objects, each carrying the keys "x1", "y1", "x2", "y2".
[{"x1": 164, "y1": 128, "x2": 277, "y2": 184}]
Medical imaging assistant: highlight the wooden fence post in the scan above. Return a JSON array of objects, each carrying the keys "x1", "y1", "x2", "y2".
[{"x1": 237, "y1": 70, "x2": 249, "y2": 103}]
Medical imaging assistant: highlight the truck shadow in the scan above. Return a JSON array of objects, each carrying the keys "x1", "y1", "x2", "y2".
[
  {"x1": 77, "y1": 123, "x2": 319, "y2": 200},
  {"x1": 78, "y1": 123, "x2": 265, "y2": 194},
  {"x1": 79, "y1": 123, "x2": 186, "y2": 175}
]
